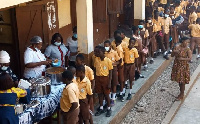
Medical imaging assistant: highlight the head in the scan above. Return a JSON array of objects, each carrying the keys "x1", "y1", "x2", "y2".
[
  {"x1": 175, "y1": 1, "x2": 180, "y2": 7},
  {"x1": 147, "y1": 15, "x2": 153, "y2": 24},
  {"x1": 197, "y1": 18, "x2": 200, "y2": 24},
  {"x1": 76, "y1": 65, "x2": 85, "y2": 78},
  {"x1": 153, "y1": 1, "x2": 159, "y2": 9},
  {"x1": 164, "y1": 9, "x2": 170, "y2": 18},
  {"x1": 170, "y1": 5, "x2": 175, "y2": 14},
  {"x1": 104, "y1": 40, "x2": 111, "y2": 52},
  {"x1": 120, "y1": 29, "x2": 126, "y2": 39},
  {"x1": 30, "y1": 36, "x2": 43, "y2": 50},
  {"x1": 67, "y1": 66, "x2": 76, "y2": 77},
  {"x1": 164, "y1": 4, "x2": 170, "y2": 10},
  {"x1": 138, "y1": 20, "x2": 145, "y2": 30},
  {"x1": 94, "y1": 46, "x2": 100, "y2": 57},
  {"x1": 180, "y1": 37, "x2": 189, "y2": 47},
  {"x1": 190, "y1": 6, "x2": 196, "y2": 13},
  {"x1": 62, "y1": 70, "x2": 74, "y2": 84},
  {"x1": 132, "y1": 26, "x2": 139, "y2": 35},
  {"x1": 0, "y1": 73, "x2": 15, "y2": 90},
  {"x1": 154, "y1": 10, "x2": 160, "y2": 18},
  {"x1": 0, "y1": 50, "x2": 10, "y2": 70},
  {"x1": 76, "y1": 53, "x2": 85, "y2": 66},
  {"x1": 72, "y1": 26, "x2": 77, "y2": 39},
  {"x1": 114, "y1": 30, "x2": 122, "y2": 38},
  {"x1": 115, "y1": 36, "x2": 122, "y2": 47},
  {"x1": 128, "y1": 37, "x2": 136, "y2": 49},
  {"x1": 51, "y1": 33, "x2": 63, "y2": 46},
  {"x1": 97, "y1": 46, "x2": 106, "y2": 58}
]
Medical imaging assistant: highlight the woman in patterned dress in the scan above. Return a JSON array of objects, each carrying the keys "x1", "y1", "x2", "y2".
[{"x1": 171, "y1": 37, "x2": 192, "y2": 101}]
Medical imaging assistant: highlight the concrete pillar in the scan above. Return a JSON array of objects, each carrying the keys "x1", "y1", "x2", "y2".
[
  {"x1": 76, "y1": 0, "x2": 93, "y2": 54},
  {"x1": 134, "y1": 0, "x2": 145, "y2": 20}
]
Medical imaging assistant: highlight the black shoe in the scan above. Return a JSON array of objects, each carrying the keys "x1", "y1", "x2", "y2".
[
  {"x1": 125, "y1": 84, "x2": 129, "y2": 89},
  {"x1": 150, "y1": 59, "x2": 154, "y2": 64},
  {"x1": 127, "y1": 93, "x2": 132, "y2": 100},
  {"x1": 140, "y1": 74, "x2": 145, "y2": 78},
  {"x1": 95, "y1": 109, "x2": 105, "y2": 116},
  {"x1": 106, "y1": 109, "x2": 112, "y2": 117},
  {"x1": 123, "y1": 93, "x2": 126, "y2": 97},
  {"x1": 163, "y1": 55, "x2": 169, "y2": 60},
  {"x1": 119, "y1": 95, "x2": 125, "y2": 102}
]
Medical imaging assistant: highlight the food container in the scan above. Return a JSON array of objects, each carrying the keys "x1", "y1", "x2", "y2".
[
  {"x1": 15, "y1": 104, "x2": 26, "y2": 115},
  {"x1": 45, "y1": 67, "x2": 65, "y2": 85},
  {"x1": 30, "y1": 77, "x2": 51, "y2": 97}
]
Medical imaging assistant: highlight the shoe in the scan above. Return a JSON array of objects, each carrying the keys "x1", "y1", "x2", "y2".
[
  {"x1": 140, "y1": 74, "x2": 144, "y2": 78},
  {"x1": 150, "y1": 59, "x2": 154, "y2": 64},
  {"x1": 119, "y1": 95, "x2": 125, "y2": 102},
  {"x1": 153, "y1": 53, "x2": 157, "y2": 58},
  {"x1": 125, "y1": 84, "x2": 129, "y2": 89},
  {"x1": 197, "y1": 55, "x2": 200, "y2": 59},
  {"x1": 95, "y1": 109, "x2": 105, "y2": 116},
  {"x1": 106, "y1": 109, "x2": 112, "y2": 117},
  {"x1": 163, "y1": 55, "x2": 169, "y2": 60},
  {"x1": 168, "y1": 50, "x2": 172, "y2": 54},
  {"x1": 110, "y1": 100, "x2": 115, "y2": 107},
  {"x1": 127, "y1": 93, "x2": 132, "y2": 100},
  {"x1": 157, "y1": 52, "x2": 161, "y2": 56},
  {"x1": 123, "y1": 93, "x2": 126, "y2": 97}
]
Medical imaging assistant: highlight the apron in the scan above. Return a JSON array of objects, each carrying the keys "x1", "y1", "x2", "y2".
[{"x1": 0, "y1": 93, "x2": 19, "y2": 124}]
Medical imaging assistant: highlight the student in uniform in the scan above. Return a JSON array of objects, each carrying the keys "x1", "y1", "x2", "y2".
[
  {"x1": 76, "y1": 65, "x2": 93, "y2": 124},
  {"x1": 163, "y1": 9, "x2": 173, "y2": 54},
  {"x1": 111, "y1": 30, "x2": 123, "y2": 51},
  {"x1": 67, "y1": 66, "x2": 77, "y2": 84},
  {"x1": 94, "y1": 46, "x2": 113, "y2": 117},
  {"x1": 60, "y1": 70, "x2": 80, "y2": 124},
  {"x1": 104, "y1": 40, "x2": 120, "y2": 106},
  {"x1": 189, "y1": 6, "x2": 198, "y2": 24},
  {"x1": 124, "y1": 37, "x2": 139, "y2": 100},
  {"x1": 188, "y1": 18, "x2": 200, "y2": 59},
  {"x1": 91, "y1": 46, "x2": 100, "y2": 70},
  {"x1": 120, "y1": 29, "x2": 130, "y2": 49}
]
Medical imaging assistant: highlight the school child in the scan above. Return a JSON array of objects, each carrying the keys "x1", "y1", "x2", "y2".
[
  {"x1": 197, "y1": 6, "x2": 200, "y2": 18},
  {"x1": 76, "y1": 65, "x2": 93, "y2": 124},
  {"x1": 188, "y1": 18, "x2": 200, "y2": 59},
  {"x1": 111, "y1": 30, "x2": 123, "y2": 50},
  {"x1": 94, "y1": 46, "x2": 113, "y2": 117},
  {"x1": 124, "y1": 37, "x2": 139, "y2": 100},
  {"x1": 114, "y1": 37, "x2": 126, "y2": 102},
  {"x1": 132, "y1": 26, "x2": 144, "y2": 78},
  {"x1": 121, "y1": 29, "x2": 130, "y2": 49},
  {"x1": 189, "y1": 6, "x2": 198, "y2": 24},
  {"x1": 175, "y1": 1, "x2": 184, "y2": 15},
  {"x1": 67, "y1": 66, "x2": 77, "y2": 84},
  {"x1": 146, "y1": 15, "x2": 157, "y2": 64},
  {"x1": 138, "y1": 20, "x2": 149, "y2": 70},
  {"x1": 163, "y1": 9, "x2": 173, "y2": 54},
  {"x1": 60, "y1": 70, "x2": 80, "y2": 124},
  {"x1": 104, "y1": 40, "x2": 120, "y2": 106},
  {"x1": 91, "y1": 46, "x2": 100, "y2": 70}
]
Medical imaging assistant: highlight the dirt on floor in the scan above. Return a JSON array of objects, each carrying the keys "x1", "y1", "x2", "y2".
[{"x1": 121, "y1": 56, "x2": 200, "y2": 124}]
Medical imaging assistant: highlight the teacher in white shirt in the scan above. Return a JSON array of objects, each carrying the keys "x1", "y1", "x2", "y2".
[{"x1": 24, "y1": 36, "x2": 51, "y2": 79}]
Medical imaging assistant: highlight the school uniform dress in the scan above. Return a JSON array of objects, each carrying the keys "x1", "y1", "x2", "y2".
[
  {"x1": 45, "y1": 44, "x2": 70, "y2": 67},
  {"x1": 0, "y1": 87, "x2": 27, "y2": 124},
  {"x1": 24, "y1": 47, "x2": 46, "y2": 79},
  {"x1": 66, "y1": 37, "x2": 78, "y2": 67},
  {"x1": 60, "y1": 83, "x2": 80, "y2": 124},
  {"x1": 171, "y1": 47, "x2": 190, "y2": 84}
]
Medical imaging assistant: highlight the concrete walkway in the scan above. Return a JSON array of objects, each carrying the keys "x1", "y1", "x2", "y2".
[{"x1": 171, "y1": 77, "x2": 200, "y2": 124}]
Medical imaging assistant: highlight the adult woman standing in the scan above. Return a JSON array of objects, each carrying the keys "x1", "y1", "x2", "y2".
[
  {"x1": 24, "y1": 36, "x2": 51, "y2": 80},
  {"x1": 66, "y1": 26, "x2": 78, "y2": 67},
  {"x1": 171, "y1": 37, "x2": 192, "y2": 100},
  {"x1": 45, "y1": 33, "x2": 78, "y2": 67}
]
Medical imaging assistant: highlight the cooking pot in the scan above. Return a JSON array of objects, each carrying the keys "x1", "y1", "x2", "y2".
[
  {"x1": 45, "y1": 67, "x2": 65, "y2": 85},
  {"x1": 30, "y1": 76, "x2": 51, "y2": 97}
]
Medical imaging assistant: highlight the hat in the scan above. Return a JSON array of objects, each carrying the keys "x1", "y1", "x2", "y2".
[
  {"x1": 0, "y1": 50, "x2": 10, "y2": 63},
  {"x1": 30, "y1": 36, "x2": 42, "y2": 44}
]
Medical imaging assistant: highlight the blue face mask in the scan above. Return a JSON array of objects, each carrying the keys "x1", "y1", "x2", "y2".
[
  {"x1": 1, "y1": 66, "x2": 8, "y2": 71},
  {"x1": 73, "y1": 33, "x2": 77, "y2": 39},
  {"x1": 138, "y1": 31, "x2": 140, "y2": 35},
  {"x1": 138, "y1": 25, "x2": 144, "y2": 29}
]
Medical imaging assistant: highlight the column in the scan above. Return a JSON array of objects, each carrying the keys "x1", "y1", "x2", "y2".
[{"x1": 134, "y1": 0, "x2": 145, "y2": 23}]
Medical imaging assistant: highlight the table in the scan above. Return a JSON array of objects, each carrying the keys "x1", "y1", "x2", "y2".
[{"x1": 19, "y1": 84, "x2": 65, "y2": 124}]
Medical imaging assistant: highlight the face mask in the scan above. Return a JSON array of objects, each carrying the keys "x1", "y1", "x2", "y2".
[
  {"x1": 1, "y1": 66, "x2": 8, "y2": 71},
  {"x1": 164, "y1": 14, "x2": 169, "y2": 18},
  {"x1": 73, "y1": 33, "x2": 78, "y2": 39},
  {"x1": 105, "y1": 47, "x2": 110, "y2": 52},
  {"x1": 147, "y1": 20, "x2": 152, "y2": 23},
  {"x1": 138, "y1": 25, "x2": 144, "y2": 29},
  {"x1": 54, "y1": 42, "x2": 61, "y2": 46}
]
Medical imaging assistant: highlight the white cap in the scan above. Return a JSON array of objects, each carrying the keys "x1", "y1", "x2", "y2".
[{"x1": 0, "y1": 50, "x2": 10, "y2": 63}]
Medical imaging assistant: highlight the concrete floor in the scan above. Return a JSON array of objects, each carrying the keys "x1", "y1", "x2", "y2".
[{"x1": 171, "y1": 77, "x2": 200, "y2": 124}]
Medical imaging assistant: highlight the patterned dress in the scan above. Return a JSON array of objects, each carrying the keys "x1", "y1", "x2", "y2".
[{"x1": 171, "y1": 47, "x2": 190, "y2": 84}]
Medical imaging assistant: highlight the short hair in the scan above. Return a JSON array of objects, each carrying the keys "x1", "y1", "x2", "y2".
[
  {"x1": 76, "y1": 53, "x2": 85, "y2": 61},
  {"x1": 104, "y1": 40, "x2": 111, "y2": 45},
  {"x1": 120, "y1": 29, "x2": 126, "y2": 34},
  {"x1": 190, "y1": 6, "x2": 196, "y2": 10},
  {"x1": 51, "y1": 33, "x2": 63, "y2": 44},
  {"x1": 98, "y1": 46, "x2": 106, "y2": 53},
  {"x1": 0, "y1": 73, "x2": 15, "y2": 90},
  {"x1": 115, "y1": 36, "x2": 122, "y2": 44},
  {"x1": 30, "y1": 36, "x2": 42, "y2": 44},
  {"x1": 170, "y1": 5, "x2": 175, "y2": 9},
  {"x1": 62, "y1": 70, "x2": 74, "y2": 81},
  {"x1": 132, "y1": 26, "x2": 138, "y2": 33},
  {"x1": 114, "y1": 30, "x2": 122, "y2": 36},
  {"x1": 95, "y1": 45, "x2": 101, "y2": 49},
  {"x1": 129, "y1": 37, "x2": 136, "y2": 43},
  {"x1": 76, "y1": 65, "x2": 85, "y2": 73}
]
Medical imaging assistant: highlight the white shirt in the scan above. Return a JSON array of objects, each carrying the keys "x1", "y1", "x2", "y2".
[
  {"x1": 66, "y1": 37, "x2": 78, "y2": 61},
  {"x1": 44, "y1": 44, "x2": 70, "y2": 67},
  {"x1": 24, "y1": 47, "x2": 46, "y2": 79}
]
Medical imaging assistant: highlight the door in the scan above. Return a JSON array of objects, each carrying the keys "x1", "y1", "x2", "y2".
[{"x1": 16, "y1": 5, "x2": 48, "y2": 76}]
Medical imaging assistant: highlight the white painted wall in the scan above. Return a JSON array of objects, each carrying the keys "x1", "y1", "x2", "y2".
[{"x1": 134, "y1": 0, "x2": 145, "y2": 20}]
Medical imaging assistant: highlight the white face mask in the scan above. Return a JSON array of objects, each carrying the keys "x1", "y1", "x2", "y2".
[
  {"x1": 165, "y1": 14, "x2": 169, "y2": 18},
  {"x1": 54, "y1": 42, "x2": 61, "y2": 46},
  {"x1": 1, "y1": 66, "x2": 8, "y2": 71},
  {"x1": 105, "y1": 47, "x2": 110, "y2": 52},
  {"x1": 147, "y1": 20, "x2": 152, "y2": 23}
]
